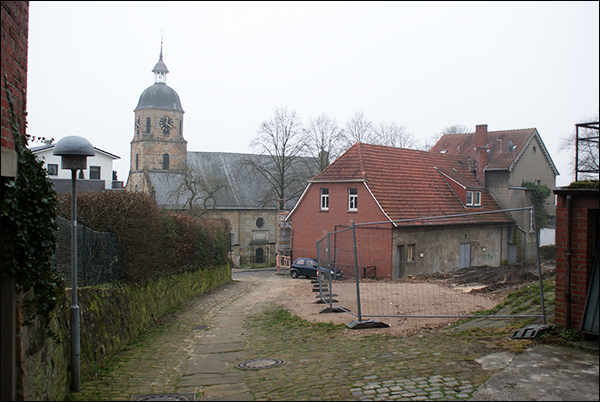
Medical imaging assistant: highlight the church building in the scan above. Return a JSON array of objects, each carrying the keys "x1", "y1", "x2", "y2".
[{"x1": 126, "y1": 43, "x2": 313, "y2": 267}]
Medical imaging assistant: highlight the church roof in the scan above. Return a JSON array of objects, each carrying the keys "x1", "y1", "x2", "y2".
[
  {"x1": 150, "y1": 151, "x2": 315, "y2": 211},
  {"x1": 134, "y1": 83, "x2": 184, "y2": 112}
]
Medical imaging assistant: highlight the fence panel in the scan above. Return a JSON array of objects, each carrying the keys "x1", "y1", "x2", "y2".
[
  {"x1": 54, "y1": 216, "x2": 119, "y2": 287},
  {"x1": 316, "y1": 207, "x2": 548, "y2": 327}
]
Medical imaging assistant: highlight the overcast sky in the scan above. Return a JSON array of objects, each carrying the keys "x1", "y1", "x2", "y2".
[{"x1": 27, "y1": 1, "x2": 599, "y2": 187}]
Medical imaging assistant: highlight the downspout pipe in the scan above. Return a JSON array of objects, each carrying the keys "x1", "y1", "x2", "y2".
[{"x1": 565, "y1": 195, "x2": 572, "y2": 329}]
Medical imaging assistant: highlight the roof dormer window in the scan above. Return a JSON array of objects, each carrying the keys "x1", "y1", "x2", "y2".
[{"x1": 466, "y1": 191, "x2": 481, "y2": 207}]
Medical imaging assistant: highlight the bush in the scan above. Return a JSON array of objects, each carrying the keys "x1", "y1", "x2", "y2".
[
  {"x1": 56, "y1": 192, "x2": 231, "y2": 283},
  {"x1": 539, "y1": 245, "x2": 556, "y2": 260}
]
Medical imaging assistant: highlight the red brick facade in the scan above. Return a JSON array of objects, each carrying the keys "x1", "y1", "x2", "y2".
[
  {"x1": 1, "y1": 3, "x2": 29, "y2": 400},
  {"x1": 1, "y1": 1, "x2": 29, "y2": 166},
  {"x1": 554, "y1": 188, "x2": 599, "y2": 338},
  {"x1": 288, "y1": 181, "x2": 394, "y2": 276}
]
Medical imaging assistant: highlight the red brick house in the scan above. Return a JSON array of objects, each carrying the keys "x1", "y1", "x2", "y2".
[
  {"x1": 286, "y1": 143, "x2": 515, "y2": 279},
  {"x1": 554, "y1": 186, "x2": 599, "y2": 339}
]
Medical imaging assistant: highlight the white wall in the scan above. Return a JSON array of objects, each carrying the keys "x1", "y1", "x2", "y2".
[
  {"x1": 33, "y1": 148, "x2": 117, "y2": 189},
  {"x1": 539, "y1": 228, "x2": 555, "y2": 246}
]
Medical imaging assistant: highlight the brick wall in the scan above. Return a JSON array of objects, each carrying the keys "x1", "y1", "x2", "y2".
[
  {"x1": 1, "y1": 0, "x2": 29, "y2": 177},
  {"x1": 1, "y1": 2, "x2": 29, "y2": 400},
  {"x1": 288, "y1": 181, "x2": 393, "y2": 277},
  {"x1": 554, "y1": 189, "x2": 599, "y2": 338}
]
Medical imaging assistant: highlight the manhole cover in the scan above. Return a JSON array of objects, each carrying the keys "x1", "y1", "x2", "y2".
[
  {"x1": 236, "y1": 358, "x2": 286, "y2": 370},
  {"x1": 193, "y1": 324, "x2": 208, "y2": 330},
  {"x1": 130, "y1": 393, "x2": 195, "y2": 401}
]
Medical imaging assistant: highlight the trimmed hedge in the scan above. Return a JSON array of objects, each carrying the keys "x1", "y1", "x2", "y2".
[{"x1": 56, "y1": 191, "x2": 231, "y2": 282}]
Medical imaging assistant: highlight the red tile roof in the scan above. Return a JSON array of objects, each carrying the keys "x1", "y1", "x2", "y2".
[
  {"x1": 430, "y1": 128, "x2": 558, "y2": 174},
  {"x1": 311, "y1": 143, "x2": 513, "y2": 226}
]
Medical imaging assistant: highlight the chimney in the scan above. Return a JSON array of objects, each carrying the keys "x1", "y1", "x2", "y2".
[{"x1": 475, "y1": 124, "x2": 488, "y2": 186}]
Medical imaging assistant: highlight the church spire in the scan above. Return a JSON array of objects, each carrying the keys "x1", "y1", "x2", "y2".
[{"x1": 152, "y1": 31, "x2": 169, "y2": 84}]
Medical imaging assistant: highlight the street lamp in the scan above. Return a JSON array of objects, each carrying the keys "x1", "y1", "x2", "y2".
[{"x1": 52, "y1": 136, "x2": 95, "y2": 392}]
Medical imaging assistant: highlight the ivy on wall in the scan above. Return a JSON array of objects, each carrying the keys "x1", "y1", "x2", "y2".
[
  {"x1": 521, "y1": 181, "x2": 552, "y2": 230},
  {"x1": 1, "y1": 86, "x2": 64, "y2": 335}
]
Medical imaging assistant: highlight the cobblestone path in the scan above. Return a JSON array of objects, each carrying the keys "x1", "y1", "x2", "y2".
[{"x1": 70, "y1": 270, "x2": 524, "y2": 401}]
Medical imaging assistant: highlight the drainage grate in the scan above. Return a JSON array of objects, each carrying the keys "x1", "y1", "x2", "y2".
[
  {"x1": 193, "y1": 324, "x2": 208, "y2": 330},
  {"x1": 236, "y1": 358, "x2": 286, "y2": 370},
  {"x1": 130, "y1": 393, "x2": 196, "y2": 401}
]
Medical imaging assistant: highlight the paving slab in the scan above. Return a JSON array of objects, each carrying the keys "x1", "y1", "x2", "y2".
[
  {"x1": 178, "y1": 372, "x2": 246, "y2": 387},
  {"x1": 472, "y1": 344, "x2": 599, "y2": 401},
  {"x1": 193, "y1": 342, "x2": 246, "y2": 354}
]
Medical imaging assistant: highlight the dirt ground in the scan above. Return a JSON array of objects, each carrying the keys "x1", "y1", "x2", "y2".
[{"x1": 278, "y1": 260, "x2": 555, "y2": 337}]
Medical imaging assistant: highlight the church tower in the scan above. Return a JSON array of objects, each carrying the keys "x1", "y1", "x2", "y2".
[{"x1": 127, "y1": 39, "x2": 187, "y2": 193}]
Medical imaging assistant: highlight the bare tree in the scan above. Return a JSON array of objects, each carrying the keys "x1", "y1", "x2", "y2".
[
  {"x1": 302, "y1": 113, "x2": 344, "y2": 175},
  {"x1": 559, "y1": 113, "x2": 599, "y2": 181},
  {"x1": 373, "y1": 120, "x2": 415, "y2": 148},
  {"x1": 342, "y1": 110, "x2": 376, "y2": 148},
  {"x1": 249, "y1": 106, "x2": 306, "y2": 211},
  {"x1": 439, "y1": 124, "x2": 471, "y2": 135},
  {"x1": 418, "y1": 124, "x2": 471, "y2": 151},
  {"x1": 168, "y1": 163, "x2": 229, "y2": 213}
]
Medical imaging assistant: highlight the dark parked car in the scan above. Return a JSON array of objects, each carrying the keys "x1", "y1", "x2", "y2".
[{"x1": 290, "y1": 258, "x2": 342, "y2": 279}]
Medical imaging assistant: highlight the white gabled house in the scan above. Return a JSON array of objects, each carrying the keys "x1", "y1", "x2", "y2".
[{"x1": 30, "y1": 140, "x2": 123, "y2": 193}]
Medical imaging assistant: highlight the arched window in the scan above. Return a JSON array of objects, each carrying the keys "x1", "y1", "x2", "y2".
[
  {"x1": 179, "y1": 119, "x2": 182, "y2": 136},
  {"x1": 146, "y1": 117, "x2": 151, "y2": 133},
  {"x1": 162, "y1": 153, "x2": 170, "y2": 170},
  {"x1": 135, "y1": 153, "x2": 139, "y2": 170}
]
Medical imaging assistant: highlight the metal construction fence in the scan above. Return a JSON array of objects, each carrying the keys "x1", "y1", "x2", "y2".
[
  {"x1": 315, "y1": 207, "x2": 547, "y2": 327},
  {"x1": 54, "y1": 216, "x2": 119, "y2": 287}
]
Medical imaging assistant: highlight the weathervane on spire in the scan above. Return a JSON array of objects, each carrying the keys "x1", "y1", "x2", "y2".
[{"x1": 160, "y1": 29, "x2": 163, "y2": 60}]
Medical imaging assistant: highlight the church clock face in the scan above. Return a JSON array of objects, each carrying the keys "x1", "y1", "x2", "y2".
[{"x1": 160, "y1": 116, "x2": 173, "y2": 134}]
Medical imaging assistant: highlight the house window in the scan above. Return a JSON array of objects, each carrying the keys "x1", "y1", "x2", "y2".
[
  {"x1": 47, "y1": 164, "x2": 58, "y2": 176},
  {"x1": 90, "y1": 166, "x2": 101, "y2": 180},
  {"x1": 179, "y1": 119, "x2": 182, "y2": 136},
  {"x1": 135, "y1": 153, "x2": 139, "y2": 170},
  {"x1": 407, "y1": 244, "x2": 416, "y2": 262},
  {"x1": 348, "y1": 188, "x2": 358, "y2": 211},
  {"x1": 320, "y1": 188, "x2": 329, "y2": 210},
  {"x1": 146, "y1": 117, "x2": 151, "y2": 133},
  {"x1": 162, "y1": 153, "x2": 170, "y2": 170},
  {"x1": 256, "y1": 217, "x2": 265, "y2": 228},
  {"x1": 466, "y1": 191, "x2": 481, "y2": 206}
]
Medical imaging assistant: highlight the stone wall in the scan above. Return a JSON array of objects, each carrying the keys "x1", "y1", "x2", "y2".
[{"x1": 17, "y1": 264, "x2": 231, "y2": 401}]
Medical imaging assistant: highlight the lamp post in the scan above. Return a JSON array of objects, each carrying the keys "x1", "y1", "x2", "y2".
[{"x1": 52, "y1": 136, "x2": 95, "y2": 392}]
